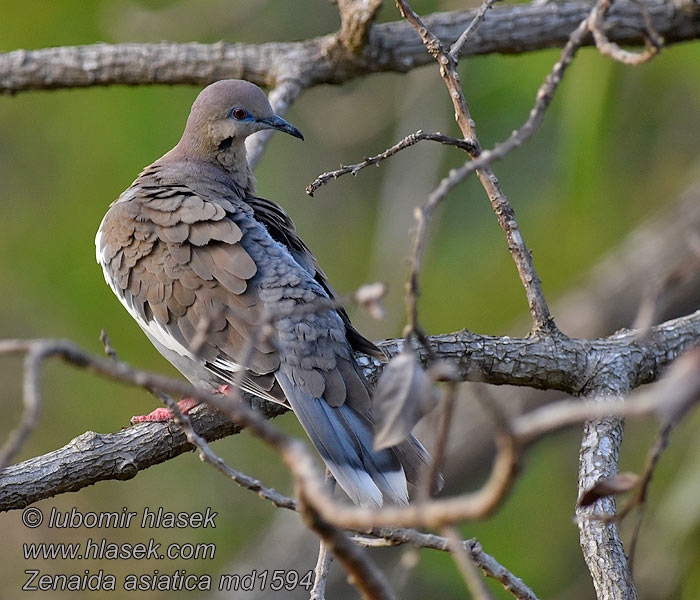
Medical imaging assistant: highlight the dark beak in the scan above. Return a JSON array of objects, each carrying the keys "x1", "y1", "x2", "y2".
[{"x1": 257, "y1": 114, "x2": 304, "y2": 140}]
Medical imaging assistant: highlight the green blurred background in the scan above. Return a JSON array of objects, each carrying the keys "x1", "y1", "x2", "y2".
[{"x1": 1, "y1": 0, "x2": 699, "y2": 598}]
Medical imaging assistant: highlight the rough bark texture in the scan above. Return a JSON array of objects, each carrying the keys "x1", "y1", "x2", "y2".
[
  {"x1": 1, "y1": 1, "x2": 698, "y2": 94},
  {"x1": 577, "y1": 414, "x2": 636, "y2": 600},
  {"x1": 0, "y1": 399, "x2": 282, "y2": 512},
  {"x1": 1, "y1": 2, "x2": 699, "y2": 596},
  {"x1": 1, "y1": 310, "x2": 697, "y2": 512},
  {"x1": 210, "y1": 182, "x2": 700, "y2": 600}
]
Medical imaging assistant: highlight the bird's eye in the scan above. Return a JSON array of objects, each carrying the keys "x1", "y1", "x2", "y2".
[{"x1": 231, "y1": 108, "x2": 248, "y2": 120}]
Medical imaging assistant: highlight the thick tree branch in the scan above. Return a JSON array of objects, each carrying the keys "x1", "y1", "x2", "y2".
[
  {"x1": 1, "y1": 1, "x2": 697, "y2": 94},
  {"x1": 576, "y1": 413, "x2": 634, "y2": 598},
  {"x1": 275, "y1": 345, "x2": 700, "y2": 532},
  {"x1": 1, "y1": 309, "x2": 697, "y2": 512},
  {"x1": 336, "y1": 0, "x2": 384, "y2": 54}
]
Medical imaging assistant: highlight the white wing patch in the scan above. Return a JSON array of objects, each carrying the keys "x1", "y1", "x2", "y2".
[
  {"x1": 97, "y1": 223, "x2": 281, "y2": 407},
  {"x1": 96, "y1": 229, "x2": 196, "y2": 362}
]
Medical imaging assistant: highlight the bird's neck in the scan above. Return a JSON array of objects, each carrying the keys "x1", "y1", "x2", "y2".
[
  {"x1": 214, "y1": 136, "x2": 255, "y2": 193},
  {"x1": 163, "y1": 136, "x2": 255, "y2": 195}
]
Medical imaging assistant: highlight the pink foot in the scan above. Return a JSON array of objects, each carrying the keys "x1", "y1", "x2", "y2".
[{"x1": 130, "y1": 397, "x2": 201, "y2": 424}]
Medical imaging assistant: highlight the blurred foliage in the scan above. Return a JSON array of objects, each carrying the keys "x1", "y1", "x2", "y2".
[{"x1": 0, "y1": 0, "x2": 698, "y2": 599}]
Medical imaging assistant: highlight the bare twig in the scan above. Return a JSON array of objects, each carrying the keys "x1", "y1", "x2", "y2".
[
  {"x1": 419, "y1": 379, "x2": 457, "y2": 501},
  {"x1": 590, "y1": 0, "x2": 664, "y2": 64},
  {"x1": 306, "y1": 131, "x2": 475, "y2": 196},
  {"x1": 624, "y1": 422, "x2": 669, "y2": 571},
  {"x1": 355, "y1": 530, "x2": 540, "y2": 600},
  {"x1": 310, "y1": 473, "x2": 337, "y2": 600},
  {"x1": 0, "y1": 346, "x2": 44, "y2": 471},
  {"x1": 310, "y1": 540, "x2": 334, "y2": 600},
  {"x1": 450, "y1": 0, "x2": 502, "y2": 58},
  {"x1": 443, "y1": 525, "x2": 495, "y2": 600},
  {"x1": 99, "y1": 329, "x2": 119, "y2": 361},
  {"x1": 626, "y1": 500, "x2": 647, "y2": 574},
  {"x1": 396, "y1": 0, "x2": 592, "y2": 334},
  {"x1": 403, "y1": 200, "x2": 439, "y2": 353},
  {"x1": 153, "y1": 390, "x2": 297, "y2": 511},
  {"x1": 297, "y1": 488, "x2": 397, "y2": 600}
]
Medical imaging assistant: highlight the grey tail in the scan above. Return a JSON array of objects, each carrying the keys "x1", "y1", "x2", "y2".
[{"x1": 275, "y1": 371, "x2": 409, "y2": 507}]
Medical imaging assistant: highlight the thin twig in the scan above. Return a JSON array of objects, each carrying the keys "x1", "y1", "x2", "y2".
[
  {"x1": 615, "y1": 422, "x2": 672, "y2": 523},
  {"x1": 0, "y1": 345, "x2": 44, "y2": 471},
  {"x1": 152, "y1": 389, "x2": 297, "y2": 510},
  {"x1": 450, "y1": 0, "x2": 502, "y2": 58},
  {"x1": 396, "y1": 0, "x2": 641, "y2": 334},
  {"x1": 443, "y1": 525, "x2": 495, "y2": 600},
  {"x1": 419, "y1": 380, "x2": 457, "y2": 501},
  {"x1": 354, "y1": 529, "x2": 540, "y2": 600},
  {"x1": 310, "y1": 472, "x2": 337, "y2": 600},
  {"x1": 297, "y1": 488, "x2": 397, "y2": 600},
  {"x1": 99, "y1": 329, "x2": 119, "y2": 361},
  {"x1": 615, "y1": 421, "x2": 673, "y2": 571},
  {"x1": 403, "y1": 196, "x2": 440, "y2": 355},
  {"x1": 590, "y1": 0, "x2": 664, "y2": 65},
  {"x1": 627, "y1": 501, "x2": 647, "y2": 574},
  {"x1": 306, "y1": 131, "x2": 475, "y2": 196}
]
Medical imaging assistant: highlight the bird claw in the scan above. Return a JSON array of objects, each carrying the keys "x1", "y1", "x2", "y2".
[{"x1": 130, "y1": 397, "x2": 200, "y2": 424}]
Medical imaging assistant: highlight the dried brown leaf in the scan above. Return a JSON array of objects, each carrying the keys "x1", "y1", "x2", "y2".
[
  {"x1": 354, "y1": 282, "x2": 387, "y2": 320},
  {"x1": 372, "y1": 349, "x2": 440, "y2": 450},
  {"x1": 578, "y1": 472, "x2": 641, "y2": 507},
  {"x1": 652, "y1": 345, "x2": 700, "y2": 424},
  {"x1": 427, "y1": 359, "x2": 460, "y2": 382}
]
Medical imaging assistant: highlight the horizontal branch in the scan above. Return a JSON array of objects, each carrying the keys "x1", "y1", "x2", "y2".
[
  {"x1": 1, "y1": 0, "x2": 697, "y2": 94},
  {"x1": 0, "y1": 309, "x2": 697, "y2": 511},
  {"x1": 370, "y1": 309, "x2": 700, "y2": 396},
  {"x1": 0, "y1": 396, "x2": 284, "y2": 512}
]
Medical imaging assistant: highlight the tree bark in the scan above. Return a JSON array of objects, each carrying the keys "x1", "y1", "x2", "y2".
[{"x1": 1, "y1": 1, "x2": 698, "y2": 94}]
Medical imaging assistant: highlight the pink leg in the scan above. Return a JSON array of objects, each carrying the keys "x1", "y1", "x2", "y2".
[
  {"x1": 130, "y1": 398, "x2": 201, "y2": 424},
  {"x1": 130, "y1": 385, "x2": 231, "y2": 424}
]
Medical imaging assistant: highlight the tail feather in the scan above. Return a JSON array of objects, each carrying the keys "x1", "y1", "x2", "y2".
[
  {"x1": 333, "y1": 404, "x2": 409, "y2": 505},
  {"x1": 276, "y1": 370, "x2": 408, "y2": 507},
  {"x1": 396, "y1": 436, "x2": 444, "y2": 493}
]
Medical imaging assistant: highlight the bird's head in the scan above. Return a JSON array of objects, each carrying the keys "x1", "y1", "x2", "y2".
[{"x1": 182, "y1": 79, "x2": 303, "y2": 154}]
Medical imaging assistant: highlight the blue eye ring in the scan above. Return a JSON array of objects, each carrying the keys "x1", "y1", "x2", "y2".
[{"x1": 230, "y1": 107, "x2": 249, "y2": 120}]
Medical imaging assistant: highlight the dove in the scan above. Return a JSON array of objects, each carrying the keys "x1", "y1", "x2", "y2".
[{"x1": 96, "y1": 80, "x2": 432, "y2": 506}]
